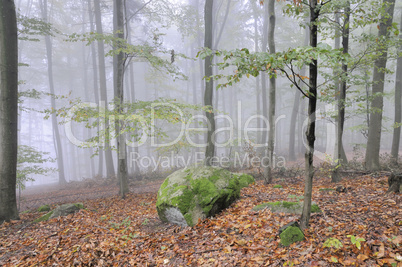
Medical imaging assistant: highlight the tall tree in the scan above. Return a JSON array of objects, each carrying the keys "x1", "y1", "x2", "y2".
[
  {"x1": 94, "y1": 0, "x2": 116, "y2": 178},
  {"x1": 300, "y1": 0, "x2": 320, "y2": 229},
  {"x1": 365, "y1": 0, "x2": 396, "y2": 170},
  {"x1": 39, "y1": 0, "x2": 66, "y2": 185},
  {"x1": 114, "y1": 0, "x2": 129, "y2": 198},
  {"x1": 264, "y1": 0, "x2": 276, "y2": 184},
  {"x1": 204, "y1": 0, "x2": 215, "y2": 166},
  {"x1": 391, "y1": 10, "x2": 402, "y2": 165},
  {"x1": 87, "y1": 0, "x2": 103, "y2": 177},
  {"x1": 332, "y1": 1, "x2": 350, "y2": 183},
  {"x1": 0, "y1": 0, "x2": 19, "y2": 223}
]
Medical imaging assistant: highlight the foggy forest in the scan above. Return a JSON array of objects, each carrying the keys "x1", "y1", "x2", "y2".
[{"x1": 0, "y1": 0, "x2": 401, "y2": 265}]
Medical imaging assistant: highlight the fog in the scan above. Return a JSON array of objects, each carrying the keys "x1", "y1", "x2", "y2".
[{"x1": 16, "y1": 0, "x2": 401, "y2": 188}]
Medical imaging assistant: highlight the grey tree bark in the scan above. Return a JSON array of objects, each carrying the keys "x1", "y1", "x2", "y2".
[
  {"x1": 332, "y1": 2, "x2": 350, "y2": 183},
  {"x1": 94, "y1": 0, "x2": 116, "y2": 178},
  {"x1": 40, "y1": 0, "x2": 66, "y2": 185},
  {"x1": 264, "y1": 0, "x2": 276, "y2": 184},
  {"x1": 391, "y1": 11, "x2": 402, "y2": 165},
  {"x1": 88, "y1": 0, "x2": 104, "y2": 177},
  {"x1": 204, "y1": 0, "x2": 215, "y2": 166},
  {"x1": 114, "y1": 0, "x2": 129, "y2": 198},
  {"x1": 365, "y1": 0, "x2": 396, "y2": 170},
  {"x1": 0, "y1": 0, "x2": 19, "y2": 223}
]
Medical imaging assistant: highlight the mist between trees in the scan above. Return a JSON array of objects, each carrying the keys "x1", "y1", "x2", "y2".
[{"x1": 2, "y1": 0, "x2": 400, "y2": 215}]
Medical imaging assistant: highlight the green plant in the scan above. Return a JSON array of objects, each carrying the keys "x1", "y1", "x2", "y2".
[
  {"x1": 110, "y1": 216, "x2": 131, "y2": 230},
  {"x1": 17, "y1": 145, "x2": 56, "y2": 190},
  {"x1": 347, "y1": 235, "x2": 365, "y2": 250},
  {"x1": 323, "y1": 237, "x2": 343, "y2": 250},
  {"x1": 273, "y1": 184, "x2": 283, "y2": 189},
  {"x1": 142, "y1": 218, "x2": 149, "y2": 225}
]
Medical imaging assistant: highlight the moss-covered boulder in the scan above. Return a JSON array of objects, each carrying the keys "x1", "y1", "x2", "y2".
[
  {"x1": 252, "y1": 201, "x2": 321, "y2": 214},
  {"x1": 156, "y1": 166, "x2": 254, "y2": 227},
  {"x1": 279, "y1": 221, "x2": 305, "y2": 246},
  {"x1": 34, "y1": 203, "x2": 84, "y2": 223}
]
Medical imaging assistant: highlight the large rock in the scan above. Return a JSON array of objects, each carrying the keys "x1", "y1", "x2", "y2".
[{"x1": 156, "y1": 166, "x2": 254, "y2": 227}]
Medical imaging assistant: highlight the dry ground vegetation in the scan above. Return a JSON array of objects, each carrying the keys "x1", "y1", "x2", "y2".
[{"x1": 0, "y1": 168, "x2": 401, "y2": 266}]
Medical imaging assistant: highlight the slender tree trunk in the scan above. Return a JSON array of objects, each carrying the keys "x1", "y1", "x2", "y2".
[
  {"x1": 260, "y1": 3, "x2": 269, "y2": 146},
  {"x1": 300, "y1": 0, "x2": 320, "y2": 230},
  {"x1": 40, "y1": 0, "x2": 66, "y2": 185},
  {"x1": 332, "y1": 2, "x2": 350, "y2": 182},
  {"x1": 87, "y1": 0, "x2": 103, "y2": 177},
  {"x1": 114, "y1": 0, "x2": 129, "y2": 198},
  {"x1": 264, "y1": 0, "x2": 276, "y2": 184},
  {"x1": 204, "y1": 0, "x2": 215, "y2": 166},
  {"x1": 365, "y1": 0, "x2": 396, "y2": 170},
  {"x1": 0, "y1": 0, "x2": 19, "y2": 223},
  {"x1": 94, "y1": 0, "x2": 115, "y2": 178},
  {"x1": 252, "y1": 2, "x2": 261, "y2": 145},
  {"x1": 391, "y1": 11, "x2": 402, "y2": 165}
]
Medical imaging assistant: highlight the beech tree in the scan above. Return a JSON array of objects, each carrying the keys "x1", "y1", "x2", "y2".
[
  {"x1": 204, "y1": 0, "x2": 215, "y2": 166},
  {"x1": 365, "y1": 0, "x2": 396, "y2": 170},
  {"x1": 0, "y1": 0, "x2": 19, "y2": 223}
]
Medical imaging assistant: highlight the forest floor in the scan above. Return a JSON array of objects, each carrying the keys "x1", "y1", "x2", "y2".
[{"x1": 0, "y1": 171, "x2": 401, "y2": 266}]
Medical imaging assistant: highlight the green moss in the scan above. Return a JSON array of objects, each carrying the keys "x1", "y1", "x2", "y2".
[
  {"x1": 74, "y1": 203, "x2": 84, "y2": 209},
  {"x1": 273, "y1": 184, "x2": 283, "y2": 189},
  {"x1": 38, "y1": 205, "x2": 50, "y2": 212},
  {"x1": 311, "y1": 203, "x2": 321, "y2": 213},
  {"x1": 34, "y1": 211, "x2": 54, "y2": 223},
  {"x1": 233, "y1": 173, "x2": 254, "y2": 188},
  {"x1": 280, "y1": 226, "x2": 304, "y2": 246}
]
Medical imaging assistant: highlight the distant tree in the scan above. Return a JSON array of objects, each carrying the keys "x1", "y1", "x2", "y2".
[
  {"x1": 332, "y1": 1, "x2": 350, "y2": 183},
  {"x1": 365, "y1": 0, "x2": 396, "y2": 170},
  {"x1": 39, "y1": 0, "x2": 66, "y2": 185},
  {"x1": 204, "y1": 0, "x2": 215, "y2": 166},
  {"x1": 0, "y1": 0, "x2": 19, "y2": 223},
  {"x1": 94, "y1": 0, "x2": 116, "y2": 178},
  {"x1": 391, "y1": 11, "x2": 402, "y2": 165}
]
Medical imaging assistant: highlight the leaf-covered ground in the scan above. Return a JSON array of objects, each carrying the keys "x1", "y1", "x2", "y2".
[{"x1": 0, "y1": 174, "x2": 401, "y2": 266}]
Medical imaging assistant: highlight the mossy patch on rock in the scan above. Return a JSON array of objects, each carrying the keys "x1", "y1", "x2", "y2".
[
  {"x1": 279, "y1": 225, "x2": 305, "y2": 246},
  {"x1": 252, "y1": 201, "x2": 321, "y2": 214},
  {"x1": 156, "y1": 166, "x2": 254, "y2": 227},
  {"x1": 38, "y1": 205, "x2": 50, "y2": 212},
  {"x1": 34, "y1": 211, "x2": 54, "y2": 223},
  {"x1": 33, "y1": 203, "x2": 84, "y2": 223}
]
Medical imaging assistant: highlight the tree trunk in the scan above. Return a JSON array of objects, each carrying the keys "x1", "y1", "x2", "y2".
[
  {"x1": 260, "y1": 3, "x2": 269, "y2": 147},
  {"x1": 40, "y1": 0, "x2": 66, "y2": 185},
  {"x1": 332, "y1": 2, "x2": 350, "y2": 182},
  {"x1": 387, "y1": 173, "x2": 401, "y2": 193},
  {"x1": 94, "y1": 0, "x2": 116, "y2": 178},
  {"x1": 252, "y1": 1, "x2": 261, "y2": 145},
  {"x1": 204, "y1": 0, "x2": 215, "y2": 166},
  {"x1": 114, "y1": 0, "x2": 129, "y2": 198},
  {"x1": 365, "y1": 0, "x2": 396, "y2": 171},
  {"x1": 391, "y1": 11, "x2": 402, "y2": 165},
  {"x1": 0, "y1": 0, "x2": 19, "y2": 223},
  {"x1": 264, "y1": 0, "x2": 276, "y2": 184},
  {"x1": 87, "y1": 0, "x2": 103, "y2": 177},
  {"x1": 300, "y1": 0, "x2": 319, "y2": 230}
]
